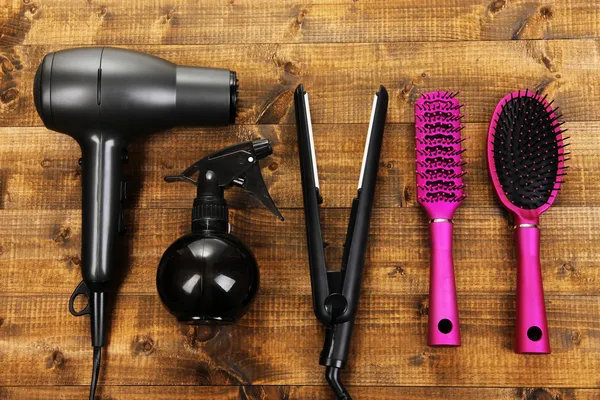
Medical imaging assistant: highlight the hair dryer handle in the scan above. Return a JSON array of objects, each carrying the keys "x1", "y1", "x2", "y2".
[
  {"x1": 428, "y1": 221, "x2": 461, "y2": 346},
  {"x1": 514, "y1": 226, "x2": 551, "y2": 354},
  {"x1": 73, "y1": 134, "x2": 127, "y2": 347},
  {"x1": 80, "y1": 134, "x2": 127, "y2": 284}
]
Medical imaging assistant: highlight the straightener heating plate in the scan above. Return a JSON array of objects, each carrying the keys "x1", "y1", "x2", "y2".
[
  {"x1": 303, "y1": 93, "x2": 321, "y2": 191},
  {"x1": 358, "y1": 95, "x2": 379, "y2": 190}
]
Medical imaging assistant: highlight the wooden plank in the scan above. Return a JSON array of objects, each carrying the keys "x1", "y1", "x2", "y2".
[
  {"x1": 1, "y1": 386, "x2": 597, "y2": 400},
  {"x1": 1, "y1": 0, "x2": 597, "y2": 397},
  {"x1": 0, "y1": 121, "x2": 592, "y2": 210},
  {"x1": 1, "y1": 294, "x2": 599, "y2": 387},
  {"x1": 2, "y1": 40, "x2": 600, "y2": 126},
  {"x1": 3, "y1": 0, "x2": 600, "y2": 46},
  {"x1": 0, "y1": 207, "x2": 596, "y2": 296}
]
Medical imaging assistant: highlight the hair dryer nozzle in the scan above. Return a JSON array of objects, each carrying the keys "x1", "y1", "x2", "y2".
[
  {"x1": 229, "y1": 71, "x2": 239, "y2": 124},
  {"x1": 33, "y1": 60, "x2": 44, "y2": 120},
  {"x1": 175, "y1": 65, "x2": 238, "y2": 126}
]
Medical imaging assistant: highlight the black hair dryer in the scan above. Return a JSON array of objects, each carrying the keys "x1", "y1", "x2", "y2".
[
  {"x1": 33, "y1": 47, "x2": 237, "y2": 399},
  {"x1": 157, "y1": 139, "x2": 283, "y2": 324}
]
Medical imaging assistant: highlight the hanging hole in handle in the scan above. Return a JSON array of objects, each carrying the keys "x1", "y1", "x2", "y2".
[
  {"x1": 527, "y1": 326, "x2": 543, "y2": 341},
  {"x1": 69, "y1": 281, "x2": 91, "y2": 316},
  {"x1": 71, "y1": 293, "x2": 89, "y2": 315},
  {"x1": 438, "y1": 319, "x2": 453, "y2": 334}
]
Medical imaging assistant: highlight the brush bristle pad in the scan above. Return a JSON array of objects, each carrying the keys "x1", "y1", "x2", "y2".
[
  {"x1": 415, "y1": 91, "x2": 466, "y2": 204},
  {"x1": 491, "y1": 91, "x2": 567, "y2": 210}
]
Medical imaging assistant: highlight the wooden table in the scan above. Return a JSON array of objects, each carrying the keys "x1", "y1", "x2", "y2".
[{"x1": 1, "y1": 1, "x2": 600, "y2": 399}]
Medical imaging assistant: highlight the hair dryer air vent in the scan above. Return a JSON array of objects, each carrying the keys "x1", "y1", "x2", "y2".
[
  {"x1": 229, "y1": 71, "x2": 239, "y2": 124},
  {"x1": 33, "y1": 61, "x2": 43, "y2": 119}
]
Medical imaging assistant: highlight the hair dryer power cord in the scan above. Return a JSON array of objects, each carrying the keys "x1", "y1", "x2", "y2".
[
  {"x1": 90, "y1": 346, "x2": 102, "y2": 400},
  {"x1": 325, "y1": 366, "x2": 352, "y2": 400}
]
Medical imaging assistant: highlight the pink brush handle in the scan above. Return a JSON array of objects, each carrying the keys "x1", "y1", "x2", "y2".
[
  {"x1": 514, "y1": 227, "x2": 551, "y2": 354},
  {"x1": 428, "y1": 221, "x2": 461, "y2": 346}
]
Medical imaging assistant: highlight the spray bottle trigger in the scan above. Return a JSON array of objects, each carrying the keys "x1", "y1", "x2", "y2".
[
  {"x1": 164, "y1": 174, "x2": 197, "y2": 186},
  {"x1": 242, "y1": 164, "x2": 284, "y2": 221},
  {"x1": 69, "y1": 280, "x2": 92, "y2": 316},
  {"x1": 164, "y1": 162, "x2": 201, "y2": 186}
]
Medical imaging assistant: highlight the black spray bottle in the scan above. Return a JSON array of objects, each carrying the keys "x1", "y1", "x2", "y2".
[{"x1": 157, "y1": 139, "x2": 283, "y2": 324}]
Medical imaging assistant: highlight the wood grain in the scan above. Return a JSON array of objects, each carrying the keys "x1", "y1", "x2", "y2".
[
  {"x1": 1, "y1": 294, "x2": 599, "y2": 387},
  {"x1": 2, "y1": 40, "x2": 600, "y2": 126},
  {"x1": 3, "y1": 0, "x2": 600, "y2": 45},
  {"x1": 2, "y1": 386, "x2": 598, "y2": 400},
  {"x1": 0, "y1": 121, "x2": 593, "y2": 210},
  {"x1": 0, "y1": 207, "x2": 595, "y2": 296},
  {"x1": 2, "y1": 1, "x2": 600, "y2": 398}
]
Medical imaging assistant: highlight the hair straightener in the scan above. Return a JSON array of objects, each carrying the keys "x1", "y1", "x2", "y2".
[{"x1": 294, "y1": 84, "x2": 388, "y2": 400}]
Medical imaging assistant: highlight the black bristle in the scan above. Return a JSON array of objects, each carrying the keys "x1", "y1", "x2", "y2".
[{"x1": 492, "y1": 92, "x2": 566, "y2": 209}]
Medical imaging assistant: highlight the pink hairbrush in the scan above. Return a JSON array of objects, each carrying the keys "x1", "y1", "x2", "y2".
[
  {"x1": 415, "y1": 91, "x2": 466, "y2": 346},
  {"x1": 487, "y1": 90, "x2": 568, "y2": 354}
]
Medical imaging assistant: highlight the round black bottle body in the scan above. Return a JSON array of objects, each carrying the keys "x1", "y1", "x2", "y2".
[{"x1": 157, "y1": 232, "x2": 259, "y2": 324}]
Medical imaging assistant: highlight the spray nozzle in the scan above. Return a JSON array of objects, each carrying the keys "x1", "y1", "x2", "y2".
[
  {"x1": 251, "y1": 138, "x2": 273, "y2": 160},
  {"x1": 165, "y1": 139, "x2": 283, "y2": 231}
]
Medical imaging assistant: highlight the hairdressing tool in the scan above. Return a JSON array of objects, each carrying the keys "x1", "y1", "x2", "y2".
[
  {"x1": 294, "y1": 84, "x2": 388, "y2": 400},
  {"x1": 156, "y1": 139, "x2": 282, "y2": 323},
  {"x1": 487, "y1": 90, "x2": 568, "y2": 353},
  {"x1": 415, "y1": 91, "x2": 466, "y2": 346},
  {"x1": 33, "y1": 47, "x2": 237, "y2": 398}
]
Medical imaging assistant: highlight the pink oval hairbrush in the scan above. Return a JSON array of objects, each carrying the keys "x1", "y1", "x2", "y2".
[
  {"x1": 487, "y1": 90, "x2": 568, "y2": 354},
  {"x1": 415, "y1": 91, "x2": 466, "y2": 346}
]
